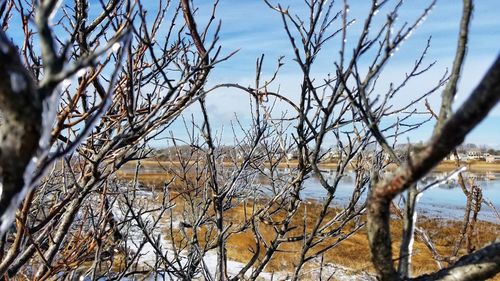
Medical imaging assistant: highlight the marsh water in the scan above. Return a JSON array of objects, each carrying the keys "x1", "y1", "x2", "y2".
[
  {"x1": 301, "y1": 170, "x2": 500, "y2": 222},
  {"x1": 112, "y1": 167, "x2": 499, "y2": 280},
  {"x1": 125, "y1": 166, "x2": 500, "y2": 222}
]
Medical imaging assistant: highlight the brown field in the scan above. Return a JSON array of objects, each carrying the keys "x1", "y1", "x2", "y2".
[
  {"x1": 116, "y1": 171, "x2": 500, "y2": 280},
  {"x1": 123, "y1": 159, "x2": 500, "y2": 173},
  {"x1": 168, "y1": 200, "x2": 498, "y2": 278},
  {"x1": 433, "y1": 160, "x2": 500, "y2": 172}
]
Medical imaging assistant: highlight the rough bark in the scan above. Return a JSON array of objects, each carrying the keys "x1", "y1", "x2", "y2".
[
  {"x1": 0, "y1": 32, "x2": 42, "y2": 234},
  {"x1": 434, "y1": 0, "x2": 473, "y2": 133},
  {"x1": 367, "y1": 55, "x2": 500, "y2": 280},
  {"x1": 412, "y1": 240, "x2": 500, "y2": 281}
]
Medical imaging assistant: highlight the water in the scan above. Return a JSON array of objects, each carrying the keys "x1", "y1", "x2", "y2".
[
  {"x1": 125, "y1": 166, "x2": 500, "y2": 222},
  {"x1": 301, "y1": 170, "x2": 500, "y2": 222},
  {"x1": 107, "y1": 167, "x2": 499, "y2": 280}
]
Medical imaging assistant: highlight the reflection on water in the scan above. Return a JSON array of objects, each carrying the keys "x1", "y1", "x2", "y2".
[
  {"x1": 126, "y1": 165, "x2": 500, "y2": 222},
  {"x1": 303, "y1": 170, "x2": 500, "y2": 222}
]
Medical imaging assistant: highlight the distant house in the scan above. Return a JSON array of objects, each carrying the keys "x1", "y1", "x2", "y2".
[
  {"x1": 485, "y1": 155, "x2": 500, "y2": 163},
  {"x1": 326, "y1": 150, "x2": 340, "y2": 160},
  {"x1": 287, "y1": 151, "x2": 298, "y2": 160},
  {"x1": 235, "y1": 151, "x2": 244, "y2": 160},
  {"x1": 448, "y1": 153, "x2": 467, "y2": 161},
  {"x1": 466, "y1": 150, "x2": 482, "y2": 160}
]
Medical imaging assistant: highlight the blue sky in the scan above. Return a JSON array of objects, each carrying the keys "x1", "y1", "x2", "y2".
[
  {"x1": 5, "y1": 0, "x2": 499, "y2": 148},
  {"x1": 168, "y1": 0, "x2": 500, "y2": 148}
]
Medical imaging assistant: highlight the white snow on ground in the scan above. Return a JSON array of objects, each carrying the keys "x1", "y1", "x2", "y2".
[
  {"x1": 112, "y1": 186, "x2": 375, "y2": 280},
  {"x1": 126, "y1": 219, "x2": 375, "y2": 280}
]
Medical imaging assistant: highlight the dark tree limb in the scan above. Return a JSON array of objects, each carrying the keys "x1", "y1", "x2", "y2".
[
  {"x1": 0, "y1": 32, "x2": 42, "y2": 234},
  {"x1": 412, "y1": 239, "x2": 500, "y2": 281},
  {"x1": 367, "y1": 54, "x2": 500, "y2": 281},
  {"x1": 434, "y1": 0, "x2": 473, "y2": 134}
]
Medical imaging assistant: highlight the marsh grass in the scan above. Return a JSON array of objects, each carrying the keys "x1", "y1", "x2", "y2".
[
  {"x1": 116, "y1": 171, "x2": 499, "y2": 279},
  {"x1": 122, "y1": 160, "x2": 500, "y2": 173}
]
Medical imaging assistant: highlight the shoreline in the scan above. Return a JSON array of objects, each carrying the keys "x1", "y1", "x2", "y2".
[
  {"x1": 115, "y1": 173, "x2": 500, "y2": 225},
  {"x1": 114, "y1": 185, "x2": 499, "y2": 278},
  {"x1": 124, "y1": 159, "x2": 500, "y2": 173}
]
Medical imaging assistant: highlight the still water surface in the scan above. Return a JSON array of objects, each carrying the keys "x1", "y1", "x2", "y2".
[
  {"x1": 130, "y1": 166, "x2": 500, "y2": 222},
  {"x1": 302, "y1": 170, "x2": 500, "y2": 222}
]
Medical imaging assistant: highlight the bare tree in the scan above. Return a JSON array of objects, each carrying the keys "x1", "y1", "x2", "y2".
[
  {"x1": 0, "y1": 0, "x2": 230, "y2": 278},
  {"x1": 356, "y1": 0, "x2": 500, "y2": 280},
  {"x1": 0, "y1": 0, "x2": 498, "y2": 280}
]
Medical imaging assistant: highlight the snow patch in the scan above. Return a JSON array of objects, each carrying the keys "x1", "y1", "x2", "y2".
[
  {"x1": 112, "y1": 42, "x2": 121, "y2": 53},
  {"x1": 38, "y1": 88, "x2": 60, "y2": 150},
  {"x1": 0, "y1": 40, "x2": 9, "y2": 54},
  {"x1": 9, "y1": 71, "x2": 27, "y2": 93},
  {"x1": 0, "y1": 176, "x2": 32, "y2": 234},
  {"x1": 0, "y1": 197, "x2": 17, "y2": 234},
  {"x1": 76, "y1": 67, "x2": 89, "y2": 79}
]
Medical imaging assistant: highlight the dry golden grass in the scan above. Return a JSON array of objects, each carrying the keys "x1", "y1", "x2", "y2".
[
  {"x1": 115, "y1": 170, "x2": 209, "y2": 192},
  {"x1": 117, "y1": 171, "x2": 500, "y2": 279},
  {"x1": 435, "y1": 160, "x2": 500, "y2": 172},
  {"x1": 125, "y1": 159, "x2": 500, "y2": 173}
]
